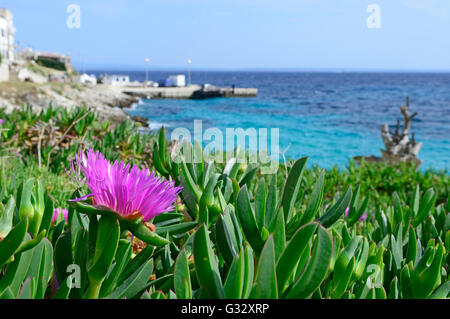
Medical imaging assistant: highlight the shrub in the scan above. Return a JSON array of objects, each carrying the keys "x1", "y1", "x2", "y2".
[{"x1": 36, "y1": 57, "x2": 67, "y2": 71}]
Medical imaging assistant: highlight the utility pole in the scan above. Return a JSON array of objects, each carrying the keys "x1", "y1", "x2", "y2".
[
  {"x1": 187, "y1": 59, "x2": 192, "y2": 86},
  {"x1": 145, "y1": 57, "x2": 150, "y2": 87}
]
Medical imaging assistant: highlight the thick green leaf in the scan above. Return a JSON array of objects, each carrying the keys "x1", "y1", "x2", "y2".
[
  {"x1": 123, "y1": 220, "x2": 170, "y2": 246},
  {"x1": 99, "y1": 242, "x2": 132, "y2": 297},
  {"x1": 268, "y1": 208, "x2": 286, "y2": 260},
  {"x1": 331, "y1": 257, "x2": 355, "y2": 298},
  {"x1": 285, "y1": 225, "x2": 333, "y2": 298},
  {"x1": 17, "y1": 178, "x2": 35, "y2": 231},
  {"x1": 224, "y1": 249, "x2": 245, "y2": 299},
  {"x1": 155, "y1": 221, "x2": 198, "y2": 237},
  {"x1": 26, "y1": 238, "x2": 53, "y2": 299},
  {"x1": 388, "y1": 277, "x2": 399, "y2": 299},
  {"x1": 252, "y1": 235, "x2": 278, "y2": 299},
  {"x1": 238, "y1": 165, "x2": 258, "y2": 188},
  {"x1": 429, "y1": 281, "x2": 450, "y2": 299},
  {"x1": 281, "y1": 157, "x2": 308, "y2": 221},
  {"x1": 38, "y1": 191, "x2": 54, "y2": 235},
  {"x1": 87, "y1": 215, "x2": 120, "y2": 283},
  {"x1": 255, "y1": 178, "x2": 267, "y2": 230},
  {"x1": 265, "y1": 175, "x2": 278, "y2": 228},
  {"x1": 0, "y1": 218, "x2": 28, "y2": 268},
  {"x1": 181, "y1": 159, "x2": 201, "y2": 202},
  {"x1": 242, "y1": 244, "x2": 254, "y2": 299},
  {"x1": 18, "y1": 277, "x2": 34, "y2": 299},
  {"x1": 301, "y1": 170, "x2": 325, "y2": 225},
  {"x1": 0, "y1": 287, "x2": 15, "y2": 299},
  {"x1": 0, "y1": 243, "x2": 34, "y2": 297},
  {"x1": 118, "y1": 245, "x2": 155, "y2": 285},
  {"x1": 390, "y1": 224, "x2": 404, "y2": 271},
  {"x1": 413, "y1": 188, "x2": 436, "y2": 227},
  {"x1": 106, "y1": 260, "x2": 153, "y2": 299},
  {"x1": 0, "y1": 196, "x2": 15, "y2": 239},
  {"x1": 318, "y1": 186, "x2": 352, "y2": 228},
  {"x1": 174, "y1": 249, "x2": 192, "y2": 299},
  {"x1": 411, "y1": 242, "x2": 445, "y2": 298},
  {"x1": 54, "y1": 230, "x2": 73, "y2": 285},
  {"x1": 276, "y1": 222, "x2": 318, "y2": 293},
  {"x1": 215, "y1": 212, "x2": 239, "y2": 266},
  {"x1": 406, "y1": 226, "x2": 418, "y2": 265},
  {"x1": 237, "y1": 186, "x2": 263, "y2": 253},
  {"x1": 193, "y1": 224, "x2": 224, "y2": 298},
  {"x1": 53, "y1": 280, "x2": 71, "y2": 299}
]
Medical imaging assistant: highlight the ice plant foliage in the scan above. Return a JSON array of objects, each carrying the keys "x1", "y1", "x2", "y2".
[{"x1": 72, "y1": 149, "x2": 182, "y2": 221}]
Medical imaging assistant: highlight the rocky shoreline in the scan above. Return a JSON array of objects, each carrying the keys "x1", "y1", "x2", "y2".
[{"x1": 0, "y1": 81, "x2": 142, "y2": 123}]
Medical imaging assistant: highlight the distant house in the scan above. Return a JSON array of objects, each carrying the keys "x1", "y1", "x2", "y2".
[
  {"x1": 79, "y1": 73, "x2": 97, "y2": 85},
  {"x1": 36, "y1": 52, "x2": 71, "y2": 65},
  {"x1": 168, "y1": 74, "x2": 186, "y2": 87},
  {"x1": 16, "y1": 49, "x2": 72, "y2": 72},
  {"x1": 103, "y1": 74, "x2": 130, "y2": 87},
  {"x1": 0, "y1": 8, "x2": 15, "y2": 81}
]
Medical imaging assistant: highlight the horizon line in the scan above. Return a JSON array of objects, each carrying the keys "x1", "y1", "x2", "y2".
[{"x1": 76, "y1": 65, "x2": 450, "y2": 74}]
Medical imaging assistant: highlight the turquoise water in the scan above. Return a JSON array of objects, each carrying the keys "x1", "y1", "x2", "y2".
[{"x1": 105, "y1": 71, "x2": 450, "y2": 171}]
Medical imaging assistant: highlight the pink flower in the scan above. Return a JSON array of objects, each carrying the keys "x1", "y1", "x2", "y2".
[
  {"x1": 344, "y1": 206, "x2": 367, "y2": 221},
  {"x1": 360, "y1": 211, "x2": 368, "y2": 221},
  {"x1": 344, "y1": 206, "x2": 350, "y2": 217},
  {"x1": 52, "y1": 208, "x2": 69, "y2": 223},
  {"x1": 0, "y1": 119, "x2": 4, "y2": 125},
  {"x1": 72, "y1": 149, "x2": 182, "y2": 221}
]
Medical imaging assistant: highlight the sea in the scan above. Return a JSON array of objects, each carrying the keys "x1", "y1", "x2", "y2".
[{"x1": 89, "y1": 71, "x2": 450, "y2": 171}]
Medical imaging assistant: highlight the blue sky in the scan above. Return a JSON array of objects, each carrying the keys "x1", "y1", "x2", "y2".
[{"x1": 1, "y1": 0, "x2": 450, "y2": 71}]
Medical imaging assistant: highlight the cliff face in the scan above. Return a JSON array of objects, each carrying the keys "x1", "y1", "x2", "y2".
[{"x1": 0, "y1": 82, "x2": 138, "y2": 122}]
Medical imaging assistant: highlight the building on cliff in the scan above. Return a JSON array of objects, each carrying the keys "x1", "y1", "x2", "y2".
[
  {"x1": 0, "y1": 8, "x2": 15, "y2": 81},
  {"x1": 103, "y1": 74, "x2": 130, "y2": 87}
]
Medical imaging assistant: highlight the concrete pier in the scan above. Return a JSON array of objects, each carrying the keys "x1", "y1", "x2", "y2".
[{"x1": 118, "y1": 85, "x2": 258, "y2": 100}]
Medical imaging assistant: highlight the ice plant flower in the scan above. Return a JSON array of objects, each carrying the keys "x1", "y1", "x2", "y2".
[
  {"x1": 360, "y1": 211, "x2": 368, "y2": 221},
  {"x1": 344, "y1": 206, "x2": 367, "y2": 221},
  {"x1": 71, "y1": 149, "x2": 182, "y2": 222},
  {"x1": 344, "y1": 207, "x2": 350, "y2": 216},
  {"x1": 52, "y1": 208, "x2": 69, "y2": 223}
]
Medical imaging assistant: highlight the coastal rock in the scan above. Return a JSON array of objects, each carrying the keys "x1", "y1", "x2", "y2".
[
  {"x1": 131, "y1": 115, "x2": 149, "y2": 127},
  {"x1": 0, "y1": 82, "x2": 134, "y2": 123}
]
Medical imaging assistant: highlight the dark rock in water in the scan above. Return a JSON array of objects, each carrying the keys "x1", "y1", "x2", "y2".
[{"x1": 131, "y1": 115, "x2": 149, "y2": 127}]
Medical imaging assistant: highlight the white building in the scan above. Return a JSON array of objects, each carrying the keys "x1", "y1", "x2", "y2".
[
  {"x1": 103, "y1": 74, "x2": 130, "y2": 87},
  {"x1": 0, "y1": 8, "x2": 15, "y2": 81},
  {"x1": 79, "y1": 73, "x2": 97, "y2": 85},
  {"x1": 168, "y1": 74, "x2": 186, "y2": 87},
  {"x1": 0, "y1": 9, "x2": 14, "y2": 62}
]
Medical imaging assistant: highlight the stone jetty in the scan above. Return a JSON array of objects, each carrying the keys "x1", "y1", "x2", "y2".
[{"x1": 120, "y1": 85, "x2": 258, "y2": 100}]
